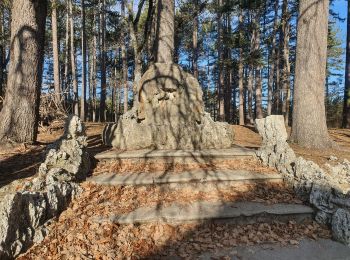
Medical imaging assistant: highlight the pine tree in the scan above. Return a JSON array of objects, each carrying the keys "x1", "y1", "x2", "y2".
[
  {"x1": 291, "y1": 0, "x2": 334, "y2": 149},
  {"x1": 0, "y1": 0, "x2": 47, "y2": 143},
  {"x1": 81, "y1": 0, "x2": 87, "y2": 121},
  {"x1": 51, "y1": 0, "x2": 61, "y2": 106}
]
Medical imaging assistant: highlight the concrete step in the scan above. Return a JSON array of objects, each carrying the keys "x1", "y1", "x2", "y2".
[
  {"x1": 88, "y1": 170, "x2": 282, "y2": 186},
  {"x1": 93, "y1": 201, "x2": 314, "y2": 225},
  {"x1": 94, "y1": 146, "x2": 256, "y2": 162},
  {"x1": 198, "y1": 239, "x2": 350, "y2": 260}
]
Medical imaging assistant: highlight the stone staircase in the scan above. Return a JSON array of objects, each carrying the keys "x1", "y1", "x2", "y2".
[{"x1": 89, "y1": 146, "x2": 314, "y2": 227}]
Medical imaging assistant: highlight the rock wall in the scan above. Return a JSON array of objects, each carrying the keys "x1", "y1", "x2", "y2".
[
  {"x1": 103, "y1": 63, "x2": 234, "y2": 150},
  {"x1": 256, "y1": 115, "x2": 350, "y2": 246},
  {"x1": 0, "y1": 115, "x2": 90, "y2": 259}
]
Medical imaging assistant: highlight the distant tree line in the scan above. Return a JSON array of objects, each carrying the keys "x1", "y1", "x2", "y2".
[{"x1": 0, "y1": 0, "x2": 349, "y2": 149}]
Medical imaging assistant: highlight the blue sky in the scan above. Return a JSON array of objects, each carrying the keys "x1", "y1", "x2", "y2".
[
  {"x1": 333, "y1": 0, "x2": 347, "y2": 43},
  {"x1": 332, "y1": 0, "x2": 347, "y2": 83},
  {"x1": 42, "y1": 1, "x2": 349, "y2": 99}
]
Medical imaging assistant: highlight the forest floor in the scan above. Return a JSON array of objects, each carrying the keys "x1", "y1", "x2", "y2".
[
  {"x1": 0, "y1": 122, "x2": 350, "y2": 259},
  {"x1": 1, "y1": 122, "x2": 349, "y2": 191}
]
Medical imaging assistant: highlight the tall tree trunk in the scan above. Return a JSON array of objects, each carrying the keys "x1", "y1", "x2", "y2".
[
  {"x1": 80, "y1": 0, "x2": 87, "y2": 121},
  {"x1": 232, "y1": 75, "x2": 237, "y2": 124},
  {"x1": 255, "y1": 66, "x2": 263, "y2": 119},
  {"x1": 205, "y1": 47, "x2": 210, "y2": 108},
  {"x1": 0, "y1": 0, "x2": 47, "y2": 143},
  {"x1": 325, "y1": 70, "x2": 329, "y2": 113},
  {"x1": 88, "y1": 42, "x2": 93, "y2": 121},
  {"x1": 247, "y1": 11, "x2": 257, "y2": 125},
  {"x1": 244, "y1": 68, "x2": 248, "y2": 122},
  {"x1": 247, "y1": 66, "x2": 254, "y2": 125},
  {"x1": 0, "y1": 8, "x2": 4, "y2": 97},
  {"x1": 126, "y1": 4, "x2": 141, "y2": 104},
  {"x1": 224, "y1": 13, "x2": 232, "y2": 122},
  {"x1": 121, "y1": 0, "x2": 128, "y2": 113},
  {"x1": 274, "y1": 47, "x2": 281, "y2": 114},
  {"x1": 343, "y1": 0, "x2": 350, "y2": 128},
  {"x1": 217, "y1": 0, "x2": 225, "y2": 121},
  {"x1": 281, "y1": 0, "x2": 291, "y2": 125},
  {"x1": 114, "y1": 59, "x2": 120, "y2": 122},
  {"x1": 69, "y1": 0, "x2": 79, "y2": 115},
  {"x1": 267, "y1": 0, "x2": 279, "y2": 116},
  {"x1": 52, "y1": 0, "x2": 61, "y2": 106},
  {"x1": 99, "y1": 0, "x2": 107, "y2": 121},
  {"x1": 290, "y1": 0, "x2": 333, "y2": 149},
  {"x1": 155, "y1": 0, "x2": 175, "y2": 63},
  {"x1": 90, "y1": 12, "x2": 97, "y2": 122},
  {"x1": 64, "y1": 4, "x2": 70, "y2": 106},
  {"x1": 254, "y1": 15, "x2": 263, "y2": 119},
  {"x1": 238, "y1": 5, "x2": 244, "y2": 125},
  {"x1": 192, "y1": 0, "x2": 199, "y2": 79}
]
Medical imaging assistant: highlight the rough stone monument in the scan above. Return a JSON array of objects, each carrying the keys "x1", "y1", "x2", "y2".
[
  {"x1": 255, "y1": 115, "x2": 350, "y2": 247},
  {"x1": 0, "y1": 115, "x2": 90, "y2": 259},
  {"x1": 103, "y1": 0, "x2": 233, "y2": 150}
]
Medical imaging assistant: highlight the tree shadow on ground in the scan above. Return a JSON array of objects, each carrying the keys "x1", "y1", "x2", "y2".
[
  {"x1": 0, "y1": 145, "x2": 45, "y2": 189},
  {"x1": 0, "y1": 122, "x2": 110, "y2": 190},
  {"x1": 85, "y1": 147, "x2": 328, "y2": 259}
]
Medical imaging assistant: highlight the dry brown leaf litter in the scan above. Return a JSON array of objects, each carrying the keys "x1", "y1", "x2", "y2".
[
  {"x1": 92, "y1": 158, "x2": 277, "y2": 176},
  {"x1": 70, "y1": 182, "x2": 303, "y2": 218},
  {"x1": 1, "y1": 122, "x2": 340, "y2": 259},
  {"x1": 20, "y1": 217, "x2": 330, "y2": 259},
  {"x1": 16, "y1": 182, "x2": 323, "y2": 259}
]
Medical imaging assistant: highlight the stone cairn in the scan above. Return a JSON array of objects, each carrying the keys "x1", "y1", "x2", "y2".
[
  {"x1": 256, "y1": 115, "x2": 350, "y2": 246},
  {"x1": 103, "y1": 63, "x2": 234, "y2": 150},
  {"x1": 0, "y1": 115, "x2": 90, "y2": 259}
]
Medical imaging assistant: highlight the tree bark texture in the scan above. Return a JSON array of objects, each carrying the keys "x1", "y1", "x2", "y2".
[
  {"x1": 0, "y1": 9, "x2": 4, "y2": 97},
  {"x1": 192, "y1": 0, "x2": 199, "y2": 79},
  {"x1": 224, "y1": 13, "x2": 232, "y2": 122},
  {"x1": 121, "y1": 0, "x2": 128, "y2": 113},
  {"x1": 69, "y1": 0, "x2": 79, "y2": 115},
  {"x1": 281, "y1": 0, "x2": 291, "y2": 125},
  {"x1": 155, "y1": 0, "x2": 174, "y2": 63},
  {"x1": 99, "y1": 0, "x2": 107, "y2": 122},
  {"x1": 90, "y1": 13, "x2": 97, "y2": 122},
  {"x1": 64, "y1": 4, "x2": 70, "y2": 105},
  {"x1": 0, "y1": 0, "x2": 47, "y2": 143},
  {"x1": 238, "y1": 6, "x2": 244, "y2": 125},
  {"x1": 267, "y1": 0, "x2": 279, "y2": 116},
  {"x1": 51, "y1": 0, "x2": 61, "y2": 106},
  {"x1": 217, "y1": 0, "x2": 225, "y2": 121},
  {"x1": 254, "y1": 14, "x2": 263, "y2": 119},
  {"x1": 80, "y1": 0, "x2": 87, "y2": 121},
  {"x1": 290, "y1": 0, "x2": 333, "y2": 148}
]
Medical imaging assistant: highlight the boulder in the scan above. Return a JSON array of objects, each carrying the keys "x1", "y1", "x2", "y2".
[
  {"x1": 293, "y1": 157, "x2": 329, "y2": 198},
  {"x1": 39, "y1": 115, "x2": 90, "y2": 182},
  {"x1": 332, "y1": 209, "x2": 350, "y2": 246},
  {"x1": 0, "y1": 192, "x2": 47, "y2": 260},
  {"x1": 255, "y1": 115, "x2": 296, "y2": 181},
  {"x1": 325, "y1": 159, "x2": 350, "y2": 185},
  {"x1": 309, "y1": 185, "x2": 334, "y2": 223},
  {"x1": 103, "y1": 63, "x2": 234, "y2": 150},
  {"x1": 255, "y1": 115, "x2": 350, "y2": 247},
  {"x1": 0, "y1": 115, "x2": 90, "y2": 259}
]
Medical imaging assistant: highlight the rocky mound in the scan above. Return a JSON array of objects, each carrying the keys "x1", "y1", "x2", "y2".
[
  {"x1": 0, "y1": 116, "x2": 90, "y2": 259},
  {"x1": 103, "y1": 63, "x2": 233, "y2": 150},
  {"x1": 255, "y1": 115, "x2": 350, "y2": 246}
]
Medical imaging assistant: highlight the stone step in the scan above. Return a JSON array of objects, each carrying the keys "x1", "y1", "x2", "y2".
[
  {"x1": 88, "y1": 170, "x2": 282, "y2": 186},
  {"x1": 93, "y1": 201, "x2": 314, "y2": 225},
  {"x1": 94, "y1": 146, "x2": 256, "y2": 162}
]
